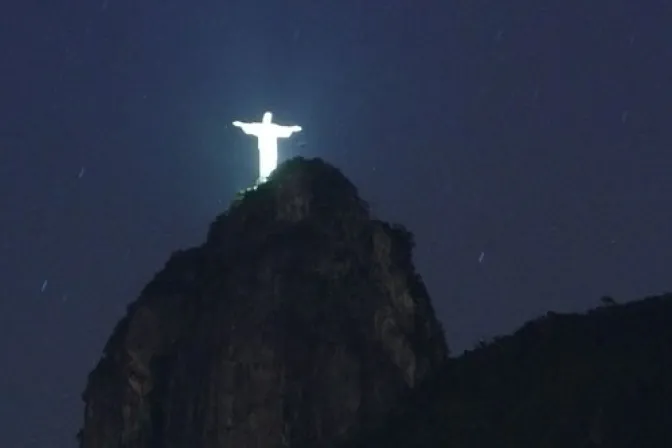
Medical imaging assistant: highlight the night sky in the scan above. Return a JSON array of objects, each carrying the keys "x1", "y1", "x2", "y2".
[{"x1": 1, "y1": 0, "x2": 671, "y2": 446}]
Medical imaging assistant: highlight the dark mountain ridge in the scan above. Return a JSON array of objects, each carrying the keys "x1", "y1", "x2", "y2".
[
  {"x1": 79, "y1": 156, "x2": 671, "y2": 447},
  {"x1": 349, "y1": 292, "x2": 672, "y2": 448},
  {"x1": 79, "y1": 157, "x2": 447, "y2": 448}
]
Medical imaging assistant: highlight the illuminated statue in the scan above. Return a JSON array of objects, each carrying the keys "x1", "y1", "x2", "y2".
[{"x1": 233, "y1": 112, "x2": 302, "y2": 182}]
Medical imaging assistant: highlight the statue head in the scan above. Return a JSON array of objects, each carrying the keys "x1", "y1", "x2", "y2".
[{"x1": 262, "y1": 112, "x2": 273, "y2": 123}]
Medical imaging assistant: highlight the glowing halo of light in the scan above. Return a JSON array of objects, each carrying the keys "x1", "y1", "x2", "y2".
[{"x1": 232, "y1": 112, "x2": 302, "y2": 183}]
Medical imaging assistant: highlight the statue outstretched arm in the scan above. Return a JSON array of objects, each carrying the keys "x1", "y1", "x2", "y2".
[
  {"x1": 275, "y1": 125, "x2": 302, "y2": 138},
  {"x1": 233, "y1": 121, "x2": 259, "y2": 135}
]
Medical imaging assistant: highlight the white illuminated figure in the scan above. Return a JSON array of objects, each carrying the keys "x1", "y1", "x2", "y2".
[{"x1": 233, "y1": 112, "x2": 302, "y2": 182}]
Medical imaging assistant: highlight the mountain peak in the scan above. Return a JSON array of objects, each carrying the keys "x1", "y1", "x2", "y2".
[
  {"x1": 207, "y1": 157, "x2": 370, "y2": 248},
  {"x1": 80, "y1": 157, "x2": 447, "y2": 447}
]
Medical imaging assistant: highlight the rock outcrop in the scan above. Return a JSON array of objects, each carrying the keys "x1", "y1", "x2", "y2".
[{"x1": 79, "y1": 157, "x2": 448, "y2": 448}]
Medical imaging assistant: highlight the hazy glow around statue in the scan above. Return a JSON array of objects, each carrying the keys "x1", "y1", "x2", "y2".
[{"x1": 233, "y1": 112, "x2": 302, "y2": 182}]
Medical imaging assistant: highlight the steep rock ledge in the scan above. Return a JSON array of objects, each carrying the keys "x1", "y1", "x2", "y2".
[{"x1": 79, "y1": 157, "x2": 447, "y2": 448}]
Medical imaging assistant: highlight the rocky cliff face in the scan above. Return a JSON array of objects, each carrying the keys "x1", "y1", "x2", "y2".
[{"x1": 79, "y1": 157, "x2": 448, "y2": 448}]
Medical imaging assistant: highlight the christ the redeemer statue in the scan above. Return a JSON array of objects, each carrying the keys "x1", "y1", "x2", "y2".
[{"x1": 233, "y1": 112, "x2": 302, "y2": 182}]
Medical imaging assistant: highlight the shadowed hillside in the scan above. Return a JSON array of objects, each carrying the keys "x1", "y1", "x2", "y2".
[
  {"x1": 78, "y1": 157, "x2": 670, "y2": 448},
  {"x1": 79, "y1": 157, "x2": 447, "y2": 448},
  {"x1": 348, "y1": 293, "x2": 672, "y2": 448}
]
